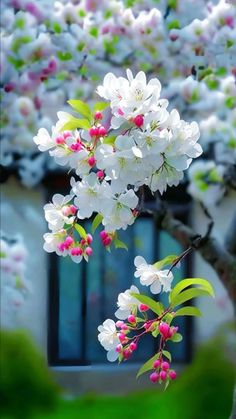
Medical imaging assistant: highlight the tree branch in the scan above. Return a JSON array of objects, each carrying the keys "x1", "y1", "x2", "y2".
[{"x1": 154, "y1": 208, "x2": 236, "y2": 303}]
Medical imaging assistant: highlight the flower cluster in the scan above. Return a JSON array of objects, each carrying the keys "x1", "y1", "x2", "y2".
[
  {"x1": 0, "y1": 234, "x2": 31, "y2": 327},
  {"x1": 35, "y1": 69, "x2": 203, "y2": 262},
  {"x1": 1, "y1": 0, "x2": 235, "y2": 191},
  {"x1": 98, "y1": 254, "x2": 214, "y2": 385}
]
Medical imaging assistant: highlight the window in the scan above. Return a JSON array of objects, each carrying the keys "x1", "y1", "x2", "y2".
[{"x1": 47, "y1": 201, "x2": 193, "y2": 366}]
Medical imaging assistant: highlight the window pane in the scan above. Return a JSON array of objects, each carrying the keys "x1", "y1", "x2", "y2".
[{"x1": 58, "y1": 256, "x2": 83, "y2": 360}]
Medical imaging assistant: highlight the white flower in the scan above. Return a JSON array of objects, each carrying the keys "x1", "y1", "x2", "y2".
[
  {"x1": 73, "y1": 173, "x2": 112, "y2": 219},
  {"x1": 43, "y1": 231, "x2": 66, "y2": 255},
  {"x1": 97, "y1": 319, "x2": 120, "y2": 362},
  {"x1": 115, "y1": 285, "x2": 140, "y2": 320},
  {"x1": 44, "y1": 194, "x2": 74, "y2": 232},
  {"x1": 102, "y1": 189, "x2": 138, "y2": 232},
  {"x1": 134, "y1": 256, "x2": 173, "y2": 294},
  {"x1": 33, "y1": 127, "x2": 55, "y2": 152}
]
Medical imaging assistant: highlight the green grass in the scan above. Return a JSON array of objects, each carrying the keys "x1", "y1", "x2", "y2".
[{"x1": 1, "y1": 331, "x2": 235, "y2": 419}]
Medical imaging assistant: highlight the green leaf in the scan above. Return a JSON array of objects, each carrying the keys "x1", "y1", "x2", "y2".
[
  {"x1": 57, "y1": 51, "x2": 73, "y2": 61},
  {"x1": 103, "y1": 136, "x2": 116, "y2": 145},
  {"x1": 170, "y1": 289, "x2": 212, "y2": 308},
  {"x1": 60, "y1": 117, "x2": 91, "y2": 131},
  {"x1": 93, "y1": 102, "x2": 109, "y2": 112},
  {"x1": 170, "y1": 278, "x2": 214, "y2": 304},
  {"x1": 136, "y1": 354, "x2": 158, "y2": 379},
  {"x1": 153, "y1": 254, "x2": 178, "y2": 270},
  {"x1": 162, "y1": 350, "x2": 172, "y2": 362},
  {"x1": 92, "y1": 213, "x2": 103, "y2": 233},
  {"x1": 0, "y1": 252, "x2": 6, "y2": 258},
  {"x1": 114, "y1": 238, "x2": 128, "y2": 251},
  {"x1": 74, "y1": 224, "x2": 87, "y2": 239},
  {"x1": 67, "y1": 100, "x2": 91, "y2": 120},
  {"x1": 131, "y1": 293, "x2": 164, "y2": 316},
  {"x1": 170, "y1": 333, "x2": 183, "y2": 343},
  {"x1": 174, "y1": 306, "x2": 202, "y2": 317}
]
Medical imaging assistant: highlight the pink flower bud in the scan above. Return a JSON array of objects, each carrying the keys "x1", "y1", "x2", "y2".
[
  {"x1": 159, "y1": 370, "x2": 167, "y2": 381},
  {"x1": 61, "y1": 206, "x2": 70, "y2": 216},
  {"x1": 153, "y1": 359, "x2": 161, "y2": 369},
  {"x1": 161, "y1": 362, "x2": 170, "y2": 371},
  {"x1": 118, "y1": 333, "x2": 126, "y2": 343},
  {"x1": 65, "y1": 236, "x2": 74, "y2": 247},
  {"x1": 100, "y1": 230, "x2": 107, "y2": 239},
  {"x1": 80, "y1": 239, "x2": 86, "y2": 245},
  {"x1": 133, "y1": 114, "x2": 144, "y2": 127},
  {"x1": 70, "y1": 205, "x2": 77, "y2": 215},
  {"x1": 63, "y1": 131, "x2": 72, "y2": 139},
  {"x1": 98, "y1": 126, "x2": 107, "y2": 137},
  {"x1": 94, "y1": 111, "x2": 103, "y2": 120},
  {"x1": 159, "y1": 322, "x2": 171, "y2": 339},
  {"x1": 121, "y1": 324, "x2": 129, "y2": 331},
  {"x1": 168, "y1": 326, "x2": 178, "y2": 338},
  {"x1": 58, "y1": 243, "x2": 65, "y2": 252},
  {"x1": 70, "y1": 247, "x2": 83, "y2": 256},
  {"x1": 139, "y1": 304, "x2": 149, "y2": 312},
  {"x1": 55, "y1": 135, "x2": 65, "y2": 145},
  {"x1": 169, "y1": 370, "x2": 177, "y2": 380},
  {"x1": 127, "y1": 315, "x2": 136, "y2": 324},
  {"x1": 115, "y1": 344, "x2": 123, "y2": 353},
  {"x1": 89, "y1": 126, "x2": 99, "y2": 137},
  {"x1": 88, "y1": 155, "x2": 96, "y2": 167},
  {"x1": 150, "y1": 372, "x2": 159, "y2": 383},
  {"x1": 85, "y1": 247, "x2": 93, "y2": 256},
  {"x1": 123, "y1": 349, "x2": 131, "y2": 359},
  {"x1": 97, "y1": 170, "x2": 104, "y2": 179},
  {"x1": 86, "y1": 234, "x2": 93, "y2": 245},
  {"x1": 103, "y1": 236, "x2": 112, "y2": 247},
  {"x1": 129, "y1": 342, "x2": 137, "y2": 351}
]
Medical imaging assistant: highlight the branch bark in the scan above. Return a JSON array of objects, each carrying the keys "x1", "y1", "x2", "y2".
[{"x1": 155, "y1": 209, "x2": 236, "y2": 303}]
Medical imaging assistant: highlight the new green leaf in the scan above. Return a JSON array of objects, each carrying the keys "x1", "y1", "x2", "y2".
[
  {"x1": 153, "y1": 255, "x2": 178, "y2": 270},
  {"x1": 74, "y1": 224, "x2": 87, "y2": 239},
  {"x1": 136, "y1": 354, "x2": 158, "y2": 379},
  {"x1": 67, "y1": 99, "x2": 92, "y2": 120},
  {"x1": 170, "y1": 278, "x2": 214, "y2": 304},
  {"x1": 92, "y1": 213, "x2": 103, "y2": 233},
  {"x1": 114, "y1": 238, "x2": 128, "y2": 251},
  {"x1": 94, "y1": 102, "x2": 109, "y2": 112},
  {"x1": 131, "y1": 293, "x2": 164, "y2": 316},
  {"x1": 170, "y1": 288, "x2": 212, "y2": 309},
  {"x1": 174, "y1": 306, "x2": 202, "y2": 317}
]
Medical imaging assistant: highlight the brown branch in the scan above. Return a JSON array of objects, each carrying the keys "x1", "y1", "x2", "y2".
[{"x1": 155, "y1": 209, "x2": 236, "y2": 304}]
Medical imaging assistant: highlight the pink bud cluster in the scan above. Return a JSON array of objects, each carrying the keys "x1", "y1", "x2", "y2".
[
  {"x1": 55, "y1": 131, "x2": 73, "y2": 145},
  {"x1": 58, "y1": 233, "x2": 93, "y2": 258},
  {"x1": 89, "y1": 125, "x2": 107, "y2": 138},
  {"x1": 159, "y1": 322, "x2": 178, "y2": 340},
  {"x1": 100, "y1": 230, "x2": 113, "y2": 247},
  {"x1": 150, "y1": 358, "x2": 177, "y2": 384},
  {"x1": 115, "y1": 319, "x2": 138, "y2": 361}
]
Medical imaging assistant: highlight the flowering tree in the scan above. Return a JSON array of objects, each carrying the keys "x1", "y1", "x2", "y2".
[
  {"x1": 1, "y1": 0, "x2": 236, "y2": 415},
  {"x1": 0, "y1": 234, "x2": 31, "y2": 328}
]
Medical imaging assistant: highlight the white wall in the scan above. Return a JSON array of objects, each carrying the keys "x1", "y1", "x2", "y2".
[{"x1": 1, "y1": 177, "x2": 48, "y2": 355}]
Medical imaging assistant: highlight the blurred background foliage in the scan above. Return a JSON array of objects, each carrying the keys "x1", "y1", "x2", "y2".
[{"x1": 1, "y1": 328, "x2": 235, "y2": 419}]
